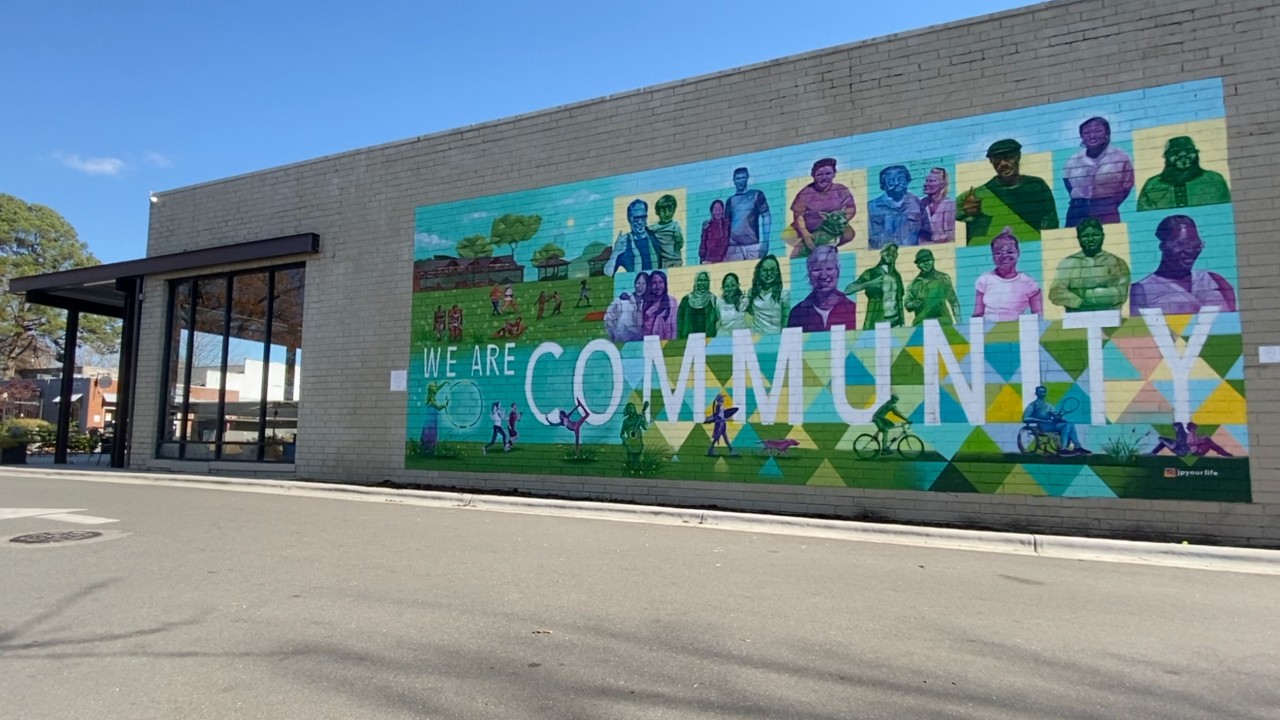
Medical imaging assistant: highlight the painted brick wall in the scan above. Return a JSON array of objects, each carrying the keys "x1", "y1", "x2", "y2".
[{"x1": 137, "y1": 0, "x2": 1280, "y2": 545}]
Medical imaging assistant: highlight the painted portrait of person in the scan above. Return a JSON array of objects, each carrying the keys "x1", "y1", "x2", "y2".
[
  {"x1": 1048, "y1": 218, "x2": 1131, "y2": 312},
  {"x1": 648, "y1": 194, "x2": 684, "y2": 269},
  {"x1": 1137, "y1": 136, "x2": 1232, "y2": 211},
  {"x1": 677, "y1": 271, "x2": 720, "y2": 338},
  {"x1": 603, "y1": 271, "x2": 649, "y2": 343},
  {"x1": 973, "y1": 227, "x2": 1043, "y2": 321},
  {"x1": 790, "y1": 158, "x2": 856, "y2": 257},
  {"x1": 642, "y1": 270, "x2": 677, "y2": 340},
  {"x1": 716, "y1": 272, "x2": 750, "y2": 333},
  {"x1": 725, "y1": 167, "x2": 772, "y2": 262},
  {"x1": 1062, "y1": 116, "x2": 1135, "y2": 226},
  {"x1": 957, "y1": 139, "x2": 1060, "y2": 245},
  {"x1": 904, "y1": 248, "x2": 961, "y2": 326},
  {"x1": 700, "y1": 199, "x2": 731, "y2": 264},
  {"x1": 747, "y1": 255, "x2": 790, "y2": 335},
  {"x1": 844, "y1": 244, "x2": 905, "y2": 329},
  {"x1": 788, "y1": 245, "x2": 857, "y2": 333},
  {"x1": 605, "y1": 199, "x2": 658, "y2": 276},
  {"x1": 1130, "y1": 215, "x2": 1237, "y2": 316},
  {"x1": 868, "y1": 165, "x2": 923, "y2": 249},
  {"x1": 918, "y1": 167, "x2": 955, "y2": 244}
]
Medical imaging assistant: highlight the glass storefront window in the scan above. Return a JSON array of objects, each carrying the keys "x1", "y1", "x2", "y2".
[{"x1": 158, "y1": 264, "x2": 305, "y2": 462}]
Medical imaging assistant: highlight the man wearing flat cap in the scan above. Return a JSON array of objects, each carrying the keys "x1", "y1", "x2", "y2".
[
  {"x1": 956, "y1": 138, "x2": 1060, "y2": 245},
  {"x1": 904, "y1": 249, "x2": 961, "y2": 326}
]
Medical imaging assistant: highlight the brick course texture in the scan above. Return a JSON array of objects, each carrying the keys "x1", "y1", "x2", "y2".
[{"x1": 135, "y1": 0, "x2": 1280, "y2": 545}]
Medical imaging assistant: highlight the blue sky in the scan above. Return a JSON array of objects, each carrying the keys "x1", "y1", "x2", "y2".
[{"x1": 3, "y1": 0, "x2": 1035, "y2": 264}]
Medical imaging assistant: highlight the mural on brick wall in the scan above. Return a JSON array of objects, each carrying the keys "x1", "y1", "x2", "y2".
[{"x1": 406, "y1": 78, "x2": 1250, "y2": 502}]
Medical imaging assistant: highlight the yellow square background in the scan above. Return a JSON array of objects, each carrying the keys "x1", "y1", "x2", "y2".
[
  {"x1": 781, "y1": 169, "x2": 868, "y2": 256},
  {"x1": 1133, "y1": 119, "x2": 1230, "y2": 192},
  {"x1": 612, "y1": 188, "x2": 689, "y2": 263},
  {"x1": 1039, "y1": 224, "x2": 1132, "y2": 321}
]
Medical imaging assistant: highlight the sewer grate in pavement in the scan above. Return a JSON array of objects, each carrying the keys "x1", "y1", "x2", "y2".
[{"x1": 9, "y1": 530, "x2": 104, "y2": 545}]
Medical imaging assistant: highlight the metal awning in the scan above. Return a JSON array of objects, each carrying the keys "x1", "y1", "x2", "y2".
[
  {"x1": 51, "y1": 393, "x2": 84, "y2": 403},
  {"x1": 7, "y1": 232, "x2": 319, "y2": 318}
]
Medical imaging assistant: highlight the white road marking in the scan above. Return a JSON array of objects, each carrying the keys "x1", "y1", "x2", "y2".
[
  {"x1": 0, "y1": 508, "x2": 84, "y2": 520},
  {"x1": 36, "y1": 513, "x2": 119, "y2": 525},
  {"x1": 0, "y1": 508, "x2": 119, "y2": 524}
]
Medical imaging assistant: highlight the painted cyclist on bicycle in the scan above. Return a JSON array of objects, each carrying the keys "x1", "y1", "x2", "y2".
[{"x1": 872, "y1": 394, "x2": 910, "y2": 456}]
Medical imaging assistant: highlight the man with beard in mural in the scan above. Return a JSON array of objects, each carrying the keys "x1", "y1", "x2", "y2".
[
  {"x1": 845, "y1": 243, "x2": 906, "y2": 329},
  {"x1": 606, "y1": 199, "x2": 659, "y2": 276},
  {"x1": 1137, "y1": 136, "x2": 1232, "y2": 210},
  {"x1": 747, "y1": 255, "x2": 790, "y2": 335},
  {"x1": 957, "y1": 138, "x2": 1060, "y2": 245},
  {"x1": 677, "y1": 271, "x2": 720, "y2": 338}
]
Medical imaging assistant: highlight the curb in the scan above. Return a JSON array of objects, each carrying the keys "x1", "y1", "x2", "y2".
[{"x1": 5, "y1": 466, "x2": 1278, "y2": 575}]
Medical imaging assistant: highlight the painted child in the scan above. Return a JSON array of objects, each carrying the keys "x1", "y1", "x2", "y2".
[{"x1": 649, "y1": 194, "x2": 685, "y2": 269}]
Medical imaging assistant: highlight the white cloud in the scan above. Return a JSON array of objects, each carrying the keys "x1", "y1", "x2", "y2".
[
  {"x1": 558, "y1": 189, "x2": 602, "y2": 206},
  {"x1": 143, "y1": 151, "x2": 174, "y2": 168},
  {"x1": 414, "y1": 232, "x2": 452, "y2": 254},
  {"x1": 464, "y1": 211, "x2": 493, "y2": 221},
  {"x1": 55, "y1": 152, "x2": 125, "y2": 176}
]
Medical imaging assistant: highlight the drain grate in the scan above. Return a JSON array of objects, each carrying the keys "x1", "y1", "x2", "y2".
[{"x1": 9, "y1": 530, "x2": 104, "y2": 545}]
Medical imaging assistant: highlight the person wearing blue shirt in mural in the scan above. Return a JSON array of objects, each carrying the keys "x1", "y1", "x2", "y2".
[
  {"x1": 606, "y1": 199, "x2": 658, "y2": 276},
  {"x1": 1022, "y1": 386, "x2": 1090, "y2": 456},
  {"x1": 868, "y1": 165, "x2": 923, "y2": 249},
  {"x1": 724, "y1": 167, "x2": 773, "y2": 262}
]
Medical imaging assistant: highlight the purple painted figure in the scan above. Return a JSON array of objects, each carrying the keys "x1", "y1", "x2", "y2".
[
  {"x1": 703, "y1": 394, "x2": 740, "y2": 457},
  {"x1": 550, "y1": 399, "x2": 592, "y2": 458},
  {"x1": 643, "y1": 270, "x2": 677, "y2": 340},
  {"x1": 1062, "y1": 117, "x2": 1135, "y2": 226},
  {"x1": 1130, "y1": 215, "x2": 1237, "y2": 316}
]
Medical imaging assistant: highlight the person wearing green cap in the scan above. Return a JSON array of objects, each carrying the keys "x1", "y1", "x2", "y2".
[
  {"x1": 956, "y1": 138, "x2": 1059, "y2": 245},
  {"x1": 904, "y1": 249, "x2": 961, "y2": 325},
  {"x1": 1137, "y1": 136, "x2": 1232, "y2": 211}
]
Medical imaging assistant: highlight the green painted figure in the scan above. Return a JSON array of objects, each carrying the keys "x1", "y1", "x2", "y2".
[
  {"x1": 677, "y1": 271, "x2": 720, "y2": 338},
  {"x1": 956, "y1": 138, "x2": 1060, "y2": 245},
  {"x1": 904, "y1": 248, "x2": 961, "y2": 325},
  {"x1": 872, "y1": 394, "x2": 909, "y2": 454},
  {"x1": 620, "y1": 401, "x2": 651, "y2": 465},
  {"x1": 845, "y1": 243, "x2": 905, "y2": 329},
  {"x1": 649, "y1": 194, "x2": 685, "y2": 268},
  {"x1": 1137, "y1": 136, "x2": 1232, "y2": 211},
  {"x1": 1048, "y1": 218, "x2": 1131, "y2": 312}
]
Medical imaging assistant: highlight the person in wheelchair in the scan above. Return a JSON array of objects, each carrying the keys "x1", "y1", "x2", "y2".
[{"x1": 1022, "y1": 385, "x2": 1091, "y2": 455}]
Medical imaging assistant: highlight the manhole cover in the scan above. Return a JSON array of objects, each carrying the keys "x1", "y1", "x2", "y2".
[{"x1": 9, "y1": 530, "x2": 104, "y2": 545}]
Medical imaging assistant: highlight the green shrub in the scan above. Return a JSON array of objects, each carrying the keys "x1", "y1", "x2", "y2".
[{"x1": 0, "y1": 418, "x2": 55, "y2": 449}]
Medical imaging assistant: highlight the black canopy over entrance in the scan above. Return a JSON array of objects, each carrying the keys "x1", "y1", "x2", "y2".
[{"x1": 8, "y1": 233, "x2": 319, "y2": 467}]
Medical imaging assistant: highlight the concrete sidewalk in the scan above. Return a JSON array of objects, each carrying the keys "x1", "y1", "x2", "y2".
[{"x1": 4, "y1": 465, "x2": 1278, "y2": 575}]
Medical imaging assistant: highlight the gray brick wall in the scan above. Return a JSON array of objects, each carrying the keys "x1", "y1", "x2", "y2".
[{"x1": 136, "y1": 0, "x2": 1280, "y2": 545}]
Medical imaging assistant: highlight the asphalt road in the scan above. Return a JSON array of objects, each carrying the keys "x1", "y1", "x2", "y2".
[{"x1": 1, "y1": 473, "x2": 1277, "y2": 720}]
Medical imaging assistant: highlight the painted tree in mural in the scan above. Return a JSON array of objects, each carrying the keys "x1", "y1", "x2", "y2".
[
  {"x1": 531, "y1": 243, "x2": 566, "y2": 267},
  {"x1": 456, "y1": 234, "x2": 494, "y2": 258},
  {"x1": 490, "y1": 214, "x2": 542, "y2": 256},
  {"x1": 0, "y1": 194, "x2": 120, "y2": 378}
]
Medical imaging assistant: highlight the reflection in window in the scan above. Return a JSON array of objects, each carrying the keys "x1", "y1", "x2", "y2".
[{"x1": 159, "y1": 265, "x2": 305, "y2": 462}]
